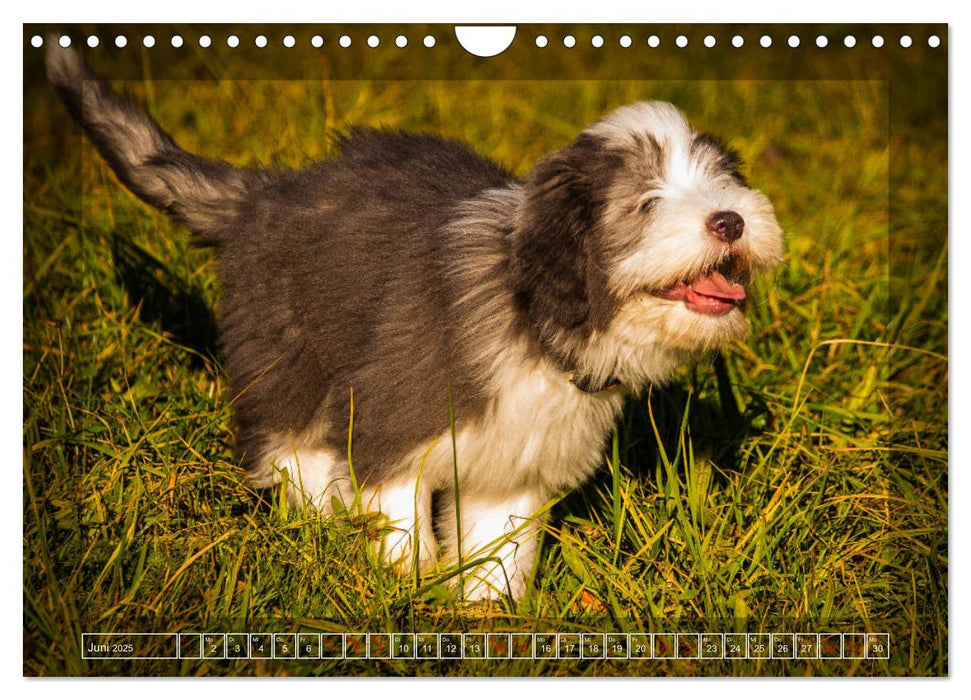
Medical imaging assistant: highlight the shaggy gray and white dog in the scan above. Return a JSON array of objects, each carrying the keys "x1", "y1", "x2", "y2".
[{"x1": 47, "y1": 45, "x2": 783, "y2": 600}]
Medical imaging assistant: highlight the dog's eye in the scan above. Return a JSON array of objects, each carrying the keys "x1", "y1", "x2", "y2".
[{"x1": 638, "y1": 197, "x2": 660, "y2": 214}]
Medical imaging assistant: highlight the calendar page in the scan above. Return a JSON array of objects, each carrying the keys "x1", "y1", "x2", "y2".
[{"x1": 22, "y1": 23, "x2": 948, "y2": 677}]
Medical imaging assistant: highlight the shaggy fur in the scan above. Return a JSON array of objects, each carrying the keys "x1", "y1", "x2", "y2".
[{"x1": 47, "y1": 45, "x2": 783, "y2": 599}]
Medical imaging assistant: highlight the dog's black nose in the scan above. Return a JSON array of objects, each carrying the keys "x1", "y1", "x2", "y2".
[{"x1": 706, "y1": 211, "x2": 744, "y2": 242}]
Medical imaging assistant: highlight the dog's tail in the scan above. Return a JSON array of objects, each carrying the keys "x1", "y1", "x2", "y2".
[{"x1": 45, "y1": 42, "x2": 256, "y2": 244}]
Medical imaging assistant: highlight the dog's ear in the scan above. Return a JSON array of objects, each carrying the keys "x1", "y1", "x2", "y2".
[
  {"x1": 692, "y1": 132, "x2": 747, "y2": 187},
  {"x1": 513, "y1": 133, "x2": 620, "y2": 339}
]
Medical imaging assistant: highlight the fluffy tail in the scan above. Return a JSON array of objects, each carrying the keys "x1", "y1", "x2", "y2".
[{"x1": 46, "y1": 42, "x2": 255, "y2": 244}]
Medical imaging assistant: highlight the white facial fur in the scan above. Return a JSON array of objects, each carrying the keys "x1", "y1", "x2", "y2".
[
  {"x1": 591, "y1": 102, "x2": 783, "y2": 292},
  {"x1": 581, "y1": 101, "x2": 784, "y2": 385}
]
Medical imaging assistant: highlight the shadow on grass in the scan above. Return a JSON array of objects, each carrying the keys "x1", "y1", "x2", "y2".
[
  {"x1": 561, "y1": 351, "x2": 771, "y2": 509},
  {"x1": 624, "y1": 355, "x2": 770, "y2": 484},
  {"x1": 111, "y1": 232, "x2": 219, "y2": 365}
]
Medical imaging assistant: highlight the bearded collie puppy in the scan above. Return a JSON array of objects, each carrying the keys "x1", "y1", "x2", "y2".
[{"x1": 47, "y1": 43, "x2": 783, "y2": 600}]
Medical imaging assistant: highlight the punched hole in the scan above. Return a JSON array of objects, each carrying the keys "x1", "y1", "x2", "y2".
[{"x1": 454, "y1": 26, "x2": 515, "y2": 56}]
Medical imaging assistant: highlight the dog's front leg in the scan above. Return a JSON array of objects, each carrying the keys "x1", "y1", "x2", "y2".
[
  {"x1": 363, "y1": 478, "x2": 437, "y2": 574},
  {"x1": 440, "y1": 489, "x2": 546, "y2": 601},
  {"x1": 278, "y1": 449, "x2": 436, "y2": 574}
]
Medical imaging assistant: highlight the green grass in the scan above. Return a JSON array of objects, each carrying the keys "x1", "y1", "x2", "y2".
[{"x1": 23, "y1": 26, "x2": 947, "y2": 676}]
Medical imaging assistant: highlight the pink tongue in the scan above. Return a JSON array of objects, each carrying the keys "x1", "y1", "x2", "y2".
[{"x1": 690, "y1": 271, "x2": 746, "y2": 300}]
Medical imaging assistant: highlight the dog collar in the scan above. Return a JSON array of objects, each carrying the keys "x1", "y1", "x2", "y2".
[
  {"x1": 546, "y1": 344, "x2": 624, "y2": 394},
  {"x1": 568, "y1": 372, "x2": 623, "y2": 394}
]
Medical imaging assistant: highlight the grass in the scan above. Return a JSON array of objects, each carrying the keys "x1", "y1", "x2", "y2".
[{"x1": 23, "y1": 25, "x2": 947, "y2": 676}]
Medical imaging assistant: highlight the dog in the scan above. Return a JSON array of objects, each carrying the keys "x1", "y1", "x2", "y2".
[{"x1": 46, "y1": 44, "x2": 783, "y2": 600}]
